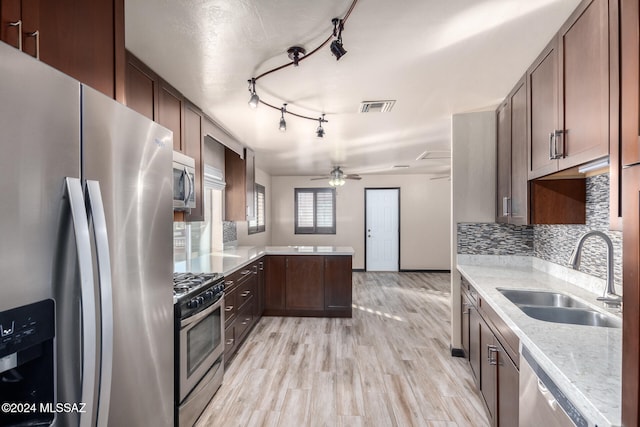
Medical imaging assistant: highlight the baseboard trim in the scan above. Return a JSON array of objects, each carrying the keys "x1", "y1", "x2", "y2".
[
  {"x1": 400, "y1": 269, "x2": 451, "y2": 273},
  {"x1": 450, "y1": 346, "x2": 466, "y2": 358},
  {"x1": 352, "y1": 268, "x2": 365, "y2": 272}
]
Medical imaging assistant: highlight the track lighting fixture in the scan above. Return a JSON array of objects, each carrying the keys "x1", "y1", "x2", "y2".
[
  {"x1": 316, "y1": 114, "x2": 325, "y2": 138},
  {"x1": 330, "y1": 18, "x2": 347, "y2": 61},
  {"x1": 279, "y1": 104, "x2": 287, "y2": 132},
  {"x1": 245, "y1": 0, "x2": 359, "y2": 136},
  {"x1": 247, "y1": 78, "x2": 259, "y2": 109}
]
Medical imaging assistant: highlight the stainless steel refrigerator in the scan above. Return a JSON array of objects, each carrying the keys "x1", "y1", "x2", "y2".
[{"x1": 0, "y1": 41, "x2": 174, "y2": 427}]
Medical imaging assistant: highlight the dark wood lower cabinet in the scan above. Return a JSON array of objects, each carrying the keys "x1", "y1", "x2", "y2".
[
  {"x1": 264, "y1": 255, "x2": 353, "y2": 317},
  {"x1": 285, "y1": 256, "x2": 324, "y2": 311},
  {"x1": 461, "y1": 277, "x2": 519, "y2": 426}
]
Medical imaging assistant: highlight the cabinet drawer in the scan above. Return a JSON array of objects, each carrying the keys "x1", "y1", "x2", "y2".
[
  {"x1": 224, "y1": 322, "x2": 236, "y2": 360},
  {"x1": 224, "y1": 287, "x2": 237, "y2": 327},
  {"x1": 237, "y1": 274, "x2": 256, "y2": 310},
  {"x1": 235, "y1": 298, "x2": 254, "y2": 342}
]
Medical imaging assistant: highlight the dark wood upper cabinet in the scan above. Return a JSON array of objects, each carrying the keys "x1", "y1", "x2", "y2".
[
  {"x1": 184, "y1": 102, "x2": 204, "y2": 222},
  {"x1": 527, "y1": 40, "x2": 559, "y2": 179},
  {"x1": 620, "y1": 0, "x2": 640, "y2": 424},
  {"x1": 497, "y1": 77, "x2": 529, "y2": 225},
  {"x1": 124, "y1": 52, "x2": 157, "y2": 120},
  {"x1": 158, "y1": 80, "x2": 183, "y2": 152},
  {"x1": 1, "y1": 0, "x2": 125, "y2": 100},
  {"x1": 527, "y1": 0, "x2": 612, "y2": 179},
  {"x1": 224, "y1": 147, "x2": 247, "y2": 222},
  {"x1": 558, "y1": 0, "x2": 610, "y2": 170}
]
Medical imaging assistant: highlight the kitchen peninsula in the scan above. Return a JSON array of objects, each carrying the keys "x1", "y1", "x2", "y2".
[{"x1": 175, "y1": 246, "x2": 355, "y2": 365}]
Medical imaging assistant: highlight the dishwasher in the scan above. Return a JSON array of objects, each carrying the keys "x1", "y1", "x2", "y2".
[{"x1": 519, "y1": 347, "x2": 588, "y2": 427}]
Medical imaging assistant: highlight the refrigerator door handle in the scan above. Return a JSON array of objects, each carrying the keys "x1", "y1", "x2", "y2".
[
  {"x1": 85, "y1": 180, "x2": 113, "y2": 427},
  {"x1": 64, "y1": 177, "x2": 97, "y2": 427}
]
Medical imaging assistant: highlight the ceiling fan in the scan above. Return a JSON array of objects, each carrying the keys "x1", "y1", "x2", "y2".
[{"x1": 311, "y1": 166, "x2": 362, "y2": 186}]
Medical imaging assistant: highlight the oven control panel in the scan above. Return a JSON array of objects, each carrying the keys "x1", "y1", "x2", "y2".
[
  {"x1": 176, "y1": 280, "x2": 225, "y2": 319},
  {"x1": 0, "y1": 299, "x2": 55, "y2": 358}
]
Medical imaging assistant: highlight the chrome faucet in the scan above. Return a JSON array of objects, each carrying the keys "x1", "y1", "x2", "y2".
[{"x1": 569, "y1": 230, "x2": 621, "y2": 307}]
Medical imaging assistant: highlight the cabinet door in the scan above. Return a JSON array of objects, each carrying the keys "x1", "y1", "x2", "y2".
[
  {"x1": 265, "y1": 256, "x2": 286, "y2": 311},
  {"x1": 245, "y1": 147, "x2": 256, "y2": 221},
  {"x1": 559, "y1": 0, "x2": 610, "y2": 170},
  {"x1": 286, "y1": 256, "x2": 324, "y2": 311},
  {"x1": 184, "y1": 103, "x2": 204, "y2": 221},
  {"x1": 1, "y1": 0, "x2": 21, "y2": 50},
  {"x1": 621, "y1": 0, "x2": 640, "y2": 166},
  {"x1": 224, "y1": 147, "x2": 247, "y2": 221},
  {"x1": 496, "y1": 340, "x2": 519, "y2": 427},
  {"x1": 257, "y1": 260, "x2": 265, "y2": 316},
  {"x1": 528, "y1": 39, "x2": 560, "y2": 179},
  {"x1": 461, "y1": 294, "x2": 470, "y2": 360},
  {"x1": 158, "y1": 80, "x2": 183, "y2": 152},
  {"x1": 480, "y1": 319, "x2": 497, "y2": 422},
  {"x1": 469, "y1": 303, "x2": 481, "y2": 384},
  {"x1": 510, "y1": 78, "x2": 529, "y2": 225},
  {"x1": 496, "y1": 99, "x2": 511, "y2": 223},
  {"x1": 324, "y1": 256, "x2": 352, "y2": 313},
  {"x1": 125, "y1": 52, "x2": 157, "y2": 120}
]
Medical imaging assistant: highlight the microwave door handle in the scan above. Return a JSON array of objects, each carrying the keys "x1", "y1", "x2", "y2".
[
  {"x1": 64, "y1": 177, "x2": 98, "y2": 427},
  {"x1": 183, "y1": 167, "x2": 191, "y2": 205},
  {"x1": 85, "y1": 180, "x2": 114, "y2": 427},
  {"x1": 187, "y1": 167, "x2": 195, "y2": 205}
]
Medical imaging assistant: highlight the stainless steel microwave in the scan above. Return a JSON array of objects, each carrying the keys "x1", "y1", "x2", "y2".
[{"x1": 173, "y1": 151, "x2": 196, "y2": 211}]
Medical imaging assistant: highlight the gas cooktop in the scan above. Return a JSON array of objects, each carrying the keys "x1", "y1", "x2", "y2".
[{"x1": 173, "y1": 272, "x2": 223, "y2": 298}]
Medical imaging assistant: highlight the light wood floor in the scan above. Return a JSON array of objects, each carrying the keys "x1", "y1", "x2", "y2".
[{"x1": 197, "y1": 272, "x2": 490, "y2": 427}]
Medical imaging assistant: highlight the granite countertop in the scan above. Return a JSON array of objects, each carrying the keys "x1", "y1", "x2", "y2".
[
  {"x1": 457, "y1": 255, "x2": 621, "y2": 427},
  {"x1": 175, "y1": 246, "x2": 354, "y2": 276}
]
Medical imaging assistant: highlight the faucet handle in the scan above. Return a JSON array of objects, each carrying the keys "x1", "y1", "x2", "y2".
[{"x1": 597, "y1": 293, "x2": 622, "y2": 308}]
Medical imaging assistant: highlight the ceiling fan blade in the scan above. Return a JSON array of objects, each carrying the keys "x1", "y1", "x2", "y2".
[
  {"x1": 310, "y1": 176, "x2": 330, "y2": 180},
  {"x1": 345, "y1": 175, "x2": 362, "y2": 180}
]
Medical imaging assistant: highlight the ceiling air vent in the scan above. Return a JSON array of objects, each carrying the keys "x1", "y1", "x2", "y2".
[
  {"x1": 416, "y1": 150, "x2": 451, "y2": 161},
  {"x1": 359, "y1": 100, "x2": 396, "y2": 113}
]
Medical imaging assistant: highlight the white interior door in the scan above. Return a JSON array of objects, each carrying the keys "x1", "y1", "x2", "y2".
[{"x1": 366, "y1": 189, "x2": 399, "y2": 271}]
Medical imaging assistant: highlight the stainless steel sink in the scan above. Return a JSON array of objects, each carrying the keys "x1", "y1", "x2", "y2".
[
  {"x1": 498, "y1": 289, "x2": 590, "y2": 309},
  {"x1": 519, "y1": 306, "x2": 621, "y2": 328},
  {"x1": 497, "y1": 288, "x2": 621, "y2": 328}
]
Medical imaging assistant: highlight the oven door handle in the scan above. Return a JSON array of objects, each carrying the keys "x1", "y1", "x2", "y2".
[{"x1": 180, "y1": 296, "x2": 224, "y2": 328}]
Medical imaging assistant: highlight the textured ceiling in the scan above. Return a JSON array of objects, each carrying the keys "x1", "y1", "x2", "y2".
[{"x1": 125, "y1": 0, "x2": 581, "y2": 177}]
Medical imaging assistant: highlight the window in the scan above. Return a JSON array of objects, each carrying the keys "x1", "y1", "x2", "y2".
[
  {"x1": 248, "y1": 184, "x2": 265, "y2": 234},
  {"x1": 294, "y1": 188, "x2": 336, "y2": 234}
]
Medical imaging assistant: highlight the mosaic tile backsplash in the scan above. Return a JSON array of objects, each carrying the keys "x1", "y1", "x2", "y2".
[
  {"x1": 458, "y1": 174, "x2": 623, "y2": 288},
  {"x1": 223, "y1": 221, "x2": 237, "y2": 244}
]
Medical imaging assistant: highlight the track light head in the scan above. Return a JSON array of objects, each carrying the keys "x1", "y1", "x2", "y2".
[
  {"x1": 279, "y1": 104, "x2": 287, "y2": 132},
  {"x1": 248, "y1": 79, "x2": 259, "y2": 108},
  {"x1": 316, "y1": 114, "x2": 325, "y2": 138},
  {"x1": 330, "y1": 18, "x2": 347, "y2": 60}
]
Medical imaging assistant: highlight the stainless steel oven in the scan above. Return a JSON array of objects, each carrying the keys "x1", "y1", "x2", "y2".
[{"x1": 174, "y1": 273, "x2": 225, "y2": 427}]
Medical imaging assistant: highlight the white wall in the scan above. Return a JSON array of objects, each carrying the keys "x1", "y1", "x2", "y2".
[
  {"x1": 450, "y1": 111, "x2": 496, "y2": 350},
  {"x1": 270, "y1": 174, "x2": 451, "y2": 270},
  {"x1": 236, "y1": 167, "x2": 272, "y2": 247}
]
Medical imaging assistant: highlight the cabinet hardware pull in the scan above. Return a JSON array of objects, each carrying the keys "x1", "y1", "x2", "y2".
[
  {"x1": 225, "y1": 305, "x2": 233, "y2": 311},
  {"x1": 241, "y1": 291, "x2": 250, "y2": 297},
  {"x1": 487, "y1": 345, "x2": 498, "y2": 365},
  {"x1": 226, "y1": 339, "x2": 234, "y2": 345},
  {"x1": 554, "y1": 129, "x2": 564, "y2": 159},
  {"x1": 241, "y1": 270, "x2": 251, "y2": 275},
  {"x1": 225, "y1": 280, "x2": 234, "y2": 286},
  {"x1": 549, "y1": 132, "x2": 555, "y2": 160},
  {"x1": 25, "y1": 30, "x2": 39, "y2": 59},
  {"x1": 8, "y1": 20, "x2": 22, "y2": 51},
  {"x1": 502, "y1": 196, "x2": 510, "y2": 217}
]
